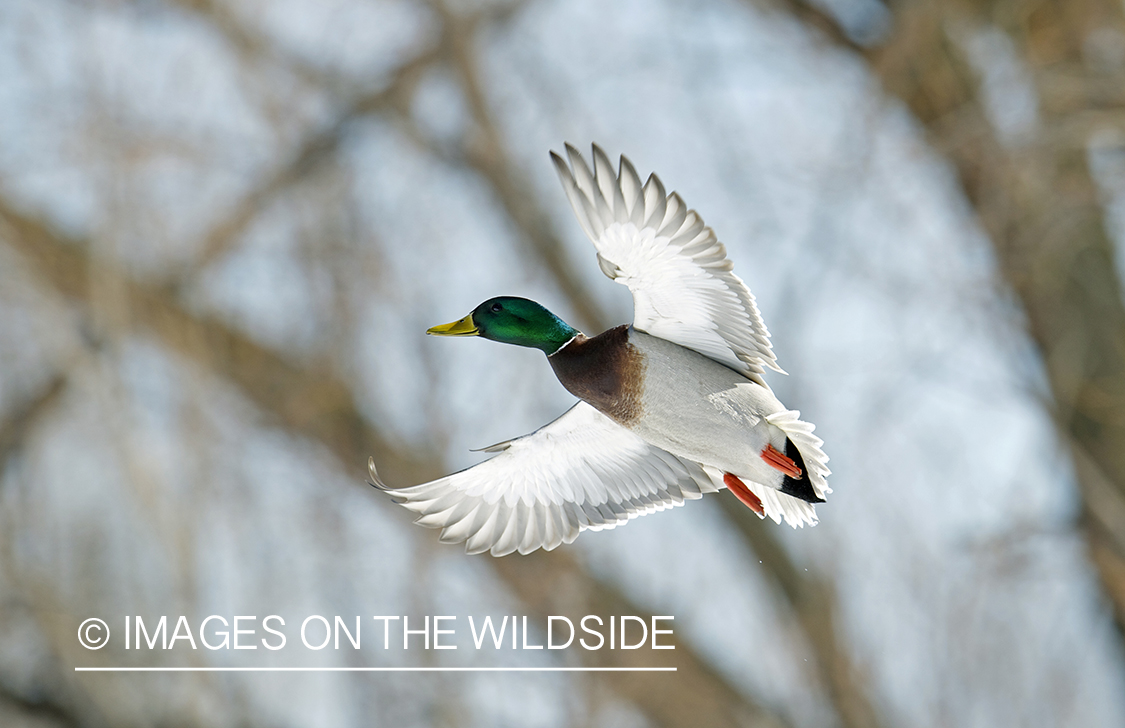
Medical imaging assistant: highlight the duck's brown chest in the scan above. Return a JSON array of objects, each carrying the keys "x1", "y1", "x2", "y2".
[{"x1": 548, "y1": 325, "x2": 644, "y2": 425}]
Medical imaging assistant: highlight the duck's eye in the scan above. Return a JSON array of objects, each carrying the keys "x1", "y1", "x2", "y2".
[{"x1": 490, "y1": 303, "x2": 503, "y2": 313}]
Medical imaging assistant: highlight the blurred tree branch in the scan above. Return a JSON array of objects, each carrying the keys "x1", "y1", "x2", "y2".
[
  {"x1": 170, "y1": 0, "x2": 336, "y2": 90},
  {"x1": 6, "y1": 2, "x2": 936, "y2": 725},
  {"x1": 163, "y1": 30, "x2": 445, "y2": 285},
  {"x1": 0, "y1": 373, "x2": 85, "y2": 724},
  {"x1": 0, "y1": 372, "x2": 67, "y2": 471},
  {"x1": 425, "y1": 0, "x2": 611, "y2": 334},
  {"x1": 407, "y1": 4, "x2": 890, "y2": 727},
  {"x1": 0, "y1": 196, "x2": 438, "y2": 488},
  {"x1": 169, "y1": 0, "x2": 609, "y2": 335},
  {"x1": 717, "y1": 497, "x2": 885, "y2": 728},
  {"x1": 760, "y1": 0, "x2": 1125, "y2": 629},
  {"x1": 2, "y1": 0, "x2": 1118, "y2": 724},
  {"x1": 495, "y1": 552, "x2": 789, "y2": 728},
  {"x1": 0, "y1": 682, "x2": 84, "y2": 728},
  {"x1": 0, "y1": 197, "x2": 789, "y2": 728}
]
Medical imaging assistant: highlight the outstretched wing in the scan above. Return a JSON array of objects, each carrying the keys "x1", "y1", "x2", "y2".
[
  {"x1": 552, "y1": 143, "x2": 783, "y2": 387},
  {"x1": 369, "y1": 402, "x2": 718, "y2": 556}
]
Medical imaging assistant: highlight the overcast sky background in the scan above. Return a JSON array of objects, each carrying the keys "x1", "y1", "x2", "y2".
[{"x1": 2, "y1": 0, "x2": 1124, "y2": 726}]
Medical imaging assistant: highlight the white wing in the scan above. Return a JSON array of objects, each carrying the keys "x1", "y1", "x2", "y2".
[
  {"x1": 552, "y1": 143, "x2": 784, "y2": 387},
  {"x1": 369, "y1": 403, "x2": 718, "y2": 556}
]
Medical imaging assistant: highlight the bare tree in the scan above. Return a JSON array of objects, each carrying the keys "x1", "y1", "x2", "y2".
[
  {"x1": 761, "y1": 0, "x2": 1125, "y2": 633},
  {"x1": 2, "y1": 0, "x2": 1123, "y2": 726}
]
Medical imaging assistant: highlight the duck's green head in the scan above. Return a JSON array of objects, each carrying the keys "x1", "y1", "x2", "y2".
[{"x1": 427, "y1": 297, "x2": 578, "y2": 355}]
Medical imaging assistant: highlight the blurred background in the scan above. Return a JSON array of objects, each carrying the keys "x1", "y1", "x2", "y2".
[{"x1": 2, "y1": 0, "x2": 1125, "y2": 726}]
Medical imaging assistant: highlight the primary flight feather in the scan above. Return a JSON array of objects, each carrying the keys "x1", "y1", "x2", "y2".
[{"x1": 369, "y1": 143, "x2": 830, "y2": 556}]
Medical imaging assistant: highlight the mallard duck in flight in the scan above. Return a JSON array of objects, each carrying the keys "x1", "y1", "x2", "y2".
[{"x1": 369, "y1": 144, "x2": 830, "y2": 556}]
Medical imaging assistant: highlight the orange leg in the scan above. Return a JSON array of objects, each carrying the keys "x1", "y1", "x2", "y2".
[
  {"x1": 761, "y1": 444, "x2": 802, "y2": 479},
  {"x1": 724, "y1": 473, "x2": 764, "y2": 516}
]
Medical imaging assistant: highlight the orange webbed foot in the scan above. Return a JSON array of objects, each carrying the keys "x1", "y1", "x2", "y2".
[
  {"x1": 761, "y1": 444, "x2": 802, "y2": 479},
  {"x1": 723, "y1": 472, "x2": 764, "y2": 516}
]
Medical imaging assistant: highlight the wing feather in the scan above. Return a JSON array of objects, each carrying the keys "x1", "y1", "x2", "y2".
[
  {"x1": 619, "y1": 156, "x2": 645, "y2": 225},
  {"x1": 552, "y1": 143, "x2": 784, "y2": 386},
  {"x1": 370, "y1": 403, "x2": 713, "y2": 556},
  {"x1": 642, "y1": 174, "x2": 667, "y2": 229}
]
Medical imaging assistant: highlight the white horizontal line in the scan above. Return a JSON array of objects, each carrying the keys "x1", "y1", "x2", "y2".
[{"x1": 75, "y1": 667, "x2": 676, "y2": 673}]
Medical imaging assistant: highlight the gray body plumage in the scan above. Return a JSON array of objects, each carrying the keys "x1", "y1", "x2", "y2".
[{"x1": 620, "y1": 329, "x2": 792, "y2": 490}]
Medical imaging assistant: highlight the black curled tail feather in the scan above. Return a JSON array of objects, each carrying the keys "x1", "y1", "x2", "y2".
[{"x1": 779, "y1": 437, "x2": 824, "y2": 503}]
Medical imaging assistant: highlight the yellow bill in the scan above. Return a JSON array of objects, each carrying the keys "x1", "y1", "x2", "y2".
[{"x1": 426, "y1": 314, "x2": 479, "y2": 336}]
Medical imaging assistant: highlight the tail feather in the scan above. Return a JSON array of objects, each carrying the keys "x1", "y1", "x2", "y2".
[
  {"x1": 704, "y1": 465, "x2": 819, "y2": 528},
  {"x1": 765, "y1": 409, "x2": 831, "y2": 502},
  {"x1": 779, "y1": 438, "x2": 824, "y2": 503}
]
